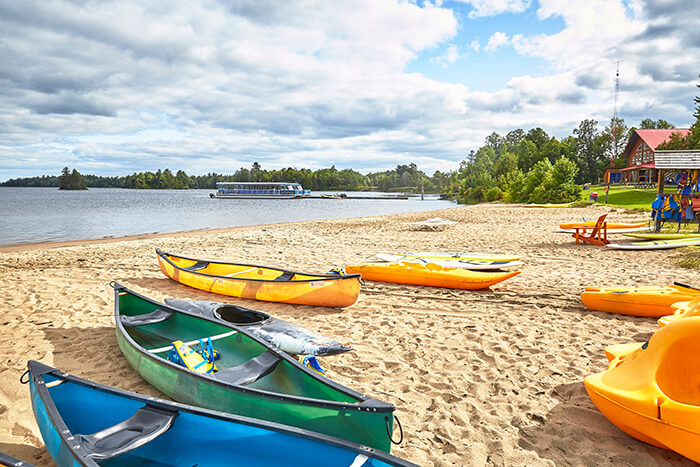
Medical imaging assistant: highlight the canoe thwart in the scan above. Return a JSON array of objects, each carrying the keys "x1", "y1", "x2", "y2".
[
  {"x1": 184, "y1": 261, "x2": 209, "y2": 271},
  {"x1": 148, "y1": 330, "x2": 238, "y2": 354},
  {"x1": 274, "y1": 271, "x2": 295, "y2": 281},
  {"x1": 120, "y1": 308, "x2": 173, "y2": 327},
  {"x1": 78, "y1": 405, "x2": 178, "y2": 461},
  {"x1": 214, "y1": 351, "x2": 281, "y2": 386}
]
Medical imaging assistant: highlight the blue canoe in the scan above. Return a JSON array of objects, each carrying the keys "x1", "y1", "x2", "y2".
[
  {"x1": 26, "y1": 360, "x2": 416, "y2": 467},
  {"x1": 0, "y1": 451, "x2": 36, "y2": 467}
]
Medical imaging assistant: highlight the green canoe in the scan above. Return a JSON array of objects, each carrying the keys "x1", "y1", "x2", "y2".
[{"x1": 113, "y1": 284, "x2": 397, "y2": 452}]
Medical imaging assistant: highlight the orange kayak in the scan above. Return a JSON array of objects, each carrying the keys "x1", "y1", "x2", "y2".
[
  {"x1": 559, "y1": 220, "x2": 647, "y2": 230},
  {"x1": 585, "y1": 317, "x2": 700, "y2": 462},
  {"x1": 658, "y1": 295, "x2": 700, "y2": 328},
  {"x1": 345, "y1": 261, "x2": 520, "y2": 290},
  {"x1": 581, "y1": 284, "x2": 700, "y2": 317},
  {"x1": 157, "y1": 249, "x2": 361, "y2": 307}
]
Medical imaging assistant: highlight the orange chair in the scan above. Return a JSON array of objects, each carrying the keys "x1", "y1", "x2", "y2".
[{"x1": 572, "y1": 214, "x2": 610, "y2": 246}]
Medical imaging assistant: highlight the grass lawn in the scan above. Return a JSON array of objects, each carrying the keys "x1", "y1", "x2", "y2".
[{"x1": 580, "y1": 185, "x2": 658, "y2": 210}]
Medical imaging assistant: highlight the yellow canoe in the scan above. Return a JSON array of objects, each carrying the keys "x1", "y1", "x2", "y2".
[
  {"x1": 559, "y1": 220, "x2": 647, "y2": 230},
  {"x1": 345, "y1": 261, "x2": 520, "y2": 290},
  {"x1": 157, "y1": 249, "x2": 361, "y2": 307},
  {"x1": 585, "y1": 317, "x2": 700, "y2": 463},
  {"x1": 580, "y1": 284, "x2": 700, "y2": 317}
]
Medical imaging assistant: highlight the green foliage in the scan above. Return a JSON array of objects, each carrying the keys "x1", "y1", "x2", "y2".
[
  {"x1": 58, "y1": 167, "x2": 87, "y2": 190},
  {"x1": 485, "y1": 186, "x2": 503, "y2": 201},
  {"x1": 3, "y1": 162, "x2": 458, "y2": 194},
  {"x1": 501, "y1": 169, "x2": 525, "y2": 203},
  {"x1": 639, "y1": 118, "x2": 675, "y2": 129}
]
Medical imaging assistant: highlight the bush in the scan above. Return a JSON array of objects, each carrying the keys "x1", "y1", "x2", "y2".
[{"x1": 486, "y1": 187, "x2": 503, "y2": 201}]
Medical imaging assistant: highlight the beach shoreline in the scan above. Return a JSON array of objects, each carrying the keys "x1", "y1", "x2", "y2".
[{"x1": 0, "y1": 204, "x2": 696, "y2": 466}]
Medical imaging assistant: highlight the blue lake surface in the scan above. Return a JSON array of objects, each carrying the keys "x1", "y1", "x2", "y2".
[{"x1": 0, "y1": 187, "x2": 455, "y2": 246}]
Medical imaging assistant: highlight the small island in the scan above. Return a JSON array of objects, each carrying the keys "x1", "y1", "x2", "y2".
[{"x1": 58, "y1": 167, "x2": 87, "y2": 190}]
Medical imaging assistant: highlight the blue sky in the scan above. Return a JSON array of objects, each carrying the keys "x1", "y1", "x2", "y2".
[{"x1": 0, "y1": 0, "x2": 699, "y2": 181}]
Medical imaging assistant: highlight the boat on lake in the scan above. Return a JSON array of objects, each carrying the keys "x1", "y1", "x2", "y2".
[{"x1": 210, "y1": 182, "x2": 311, "y2": 199}]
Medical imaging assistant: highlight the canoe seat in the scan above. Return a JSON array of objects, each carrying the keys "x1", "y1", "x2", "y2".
[
  {"x1": 274, "y1": 271, "x2": 295, "y2": 281},
  {"x1": 120, "y1": 308, "x2": 173, "y2": 327},
  {"x1": 78, "y1": 405, "x2": 177, "y2": 461},
  {"x1": 184, "y1": 261, "x2": 209, "y2": 271},
  {"x1": 214, "y1": 351, "x2": 281, "y2": 386}
]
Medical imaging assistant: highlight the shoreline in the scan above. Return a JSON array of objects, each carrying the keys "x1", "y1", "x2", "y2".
[
  {"x1": 0, "y1": 203, "x2": 459, "y2": 253},
  {"x1": 1, "y1": 204, "x2": 697, "y2": 466}
]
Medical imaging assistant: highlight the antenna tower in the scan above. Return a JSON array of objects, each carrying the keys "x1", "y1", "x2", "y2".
[{"x1": 610, "y1": 61, "x2": 620, "y2": 167}]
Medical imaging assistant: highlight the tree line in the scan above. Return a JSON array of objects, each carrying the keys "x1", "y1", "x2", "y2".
[{"x1": 2, "y1": 163, "x2": 456, "y2": 194}]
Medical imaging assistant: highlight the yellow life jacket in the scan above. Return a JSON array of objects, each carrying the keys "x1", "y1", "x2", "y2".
[{"x1": 171, "y1": 340, "x2": 217, "y2": 374}]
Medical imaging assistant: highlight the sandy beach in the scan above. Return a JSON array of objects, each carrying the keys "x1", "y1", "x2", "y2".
[{"x1": 1, "y1": 204, "x2": 697, "y2": 466}]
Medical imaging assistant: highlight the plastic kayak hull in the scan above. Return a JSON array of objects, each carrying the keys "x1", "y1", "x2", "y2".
[
  {"x1": 156, "y1": 249, "x2": 360, "y2": 307},
  {"x1": 581, "y1": 284, "x2": 700, "y2": 317},
  {"x1": 392, "y1": 251, "x2": 522, "y2": 262},
  {"x1": 606, "y1": 238, "x2": 700, "y2": 250},
  {"x1": 345, "y1": 262, "x2": 520, "y2": 289},
  {"x1": 375, "y1": 254, "x2": 523, "y2": 271},
  {"x1": 113, "y1": 284, "x2": 395, "y2": 452},
  {"x1": 658, "y1": 296, "x2": 700, "y2": 328},
  {"x1": 164, "y1": 298, "x2": 352, "y2": 356},
  {"x1": 27, "y1": 360, "x2": 415, "y2": 467},
  {"x1": 584, "y1": 317, "x2": 700, "y2": 462},
  {"x1": 622, "y1": 233, "x2": 700, "y2": 240},
  {"x1": 559, "y1": 220, "x2": 647, "y2": 230}
]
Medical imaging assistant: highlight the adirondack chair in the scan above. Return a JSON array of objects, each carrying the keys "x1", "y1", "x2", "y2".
[{"x1": 572, "y1": 214, "x2": 610, "y2": 246}]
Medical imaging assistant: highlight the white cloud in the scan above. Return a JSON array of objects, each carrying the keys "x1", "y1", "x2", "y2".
[
  {"x1": 469, "y1": 39, "x2": 480, "y2": 52},
  {"x1": 484, "y1": 32, "x2": 510, "y2": 51},
  {"x1": 432, "y1": 44, "x2": 461, "y2": 67},
  {"x1": 455, "y1": 0, "x2": 531, "y2": 18}
]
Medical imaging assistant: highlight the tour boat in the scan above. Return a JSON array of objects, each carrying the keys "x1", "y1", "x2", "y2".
[{"x1": 210, "y1": 182, "x2": 311, "y2": 199}]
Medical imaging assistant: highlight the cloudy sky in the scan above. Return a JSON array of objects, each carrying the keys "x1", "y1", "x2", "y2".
[{"x1": 1, "y1": 0, "x2": 699, "y2": 181}]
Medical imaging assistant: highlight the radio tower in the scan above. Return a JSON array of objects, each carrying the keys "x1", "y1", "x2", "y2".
[{"x1": 610, "y1": 61, "x2": 620, "y2": 167}]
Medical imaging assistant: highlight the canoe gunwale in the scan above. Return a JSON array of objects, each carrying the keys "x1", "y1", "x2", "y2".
[
  {"x1": 113, "y1": 284, "x2": 393, "y2": 412},
  {"x1": 156, "y1": 249, "x2": 361, "y2": 283},
  {"x1": 27, "y1": 360, "x2": 416, "y2": 467},
  {"x1": 28, "y1": 360, "x2": 97, "y2": 467}
]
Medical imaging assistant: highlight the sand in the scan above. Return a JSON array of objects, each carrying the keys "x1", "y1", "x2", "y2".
[{"x1": 0, "y1": 204, "x2": 697, "y2": 466}]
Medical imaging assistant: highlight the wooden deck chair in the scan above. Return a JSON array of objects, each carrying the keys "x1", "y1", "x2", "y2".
[{"x1": 572, "y1": 214, "x2": 610, "y2": 246}]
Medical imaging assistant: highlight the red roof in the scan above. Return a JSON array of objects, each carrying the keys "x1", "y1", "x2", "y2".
[
  {"x1": 620, "y1": 162, "x2": 655, "y2": 171},
  {"x1": 635, "y1": 129, "x2": 691, "y2": 150}
]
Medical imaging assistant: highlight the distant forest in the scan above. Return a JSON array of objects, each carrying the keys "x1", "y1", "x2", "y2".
[{"x1": 1, "y1": 163, "x2": 456, "y2": 194}]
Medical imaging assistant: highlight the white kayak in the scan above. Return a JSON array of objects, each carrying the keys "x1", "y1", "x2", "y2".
[
  {"x1": 376, "y1": 254, "x2": 524, "y2": 270},
  {"x1": 555, "y1": 226, "x2": 650, "y2": 234},
  {"x1": 606, "y1": 237, "x2": 700, "y2": 250},
  {"x1": 392, "y1": 251, "x2": 523, "y2": 262}
]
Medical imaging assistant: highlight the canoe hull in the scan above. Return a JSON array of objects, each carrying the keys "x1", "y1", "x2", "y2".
[
  {"x1": 345, "y1": 263, "x2": 520, "y2": 289},
  {"x1": 581, "y1": 285, "x2": 699, "y2": 317},
  {"x1": 157, "y1": 251, "x2": 360, "y2": 307},
  {"x1": 114, "y1": 286, "x2": 394, "y2": 452},
  {"x1": 28, "y1": 361, "x2": 416, "y2": 467}
]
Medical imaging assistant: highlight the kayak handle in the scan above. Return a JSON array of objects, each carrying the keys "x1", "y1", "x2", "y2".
[
  {"x1": 20, "y1": 369, "x2": 30, "y2": 385},
  {"x1": 386, "y1": 415, "x2": 403, "y2": 445},
  {"x1": 674, "y1": 281, "x2": 699, "y2": 291}
]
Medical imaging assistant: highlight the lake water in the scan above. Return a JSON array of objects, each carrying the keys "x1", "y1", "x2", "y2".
[{"x1": 0, "y1": 187, "x2": 455, "y2": 246}]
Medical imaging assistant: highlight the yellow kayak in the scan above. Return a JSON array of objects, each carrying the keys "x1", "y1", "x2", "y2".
[
  {"x1": 560, "y1": 220, "x2": 647, "y2": 230},
  {"x1": 345, "y1": 261, "x2": 520, "y2": 290},
  {"x1": 157, "y1": 249, "x2": 361, "y2": 307},
  {"x1": 585, "y1": 317, "x2": 700, "y2": 462},
  {"x1": 581, "y1": 283, "x2": 700, "y2": 317}
]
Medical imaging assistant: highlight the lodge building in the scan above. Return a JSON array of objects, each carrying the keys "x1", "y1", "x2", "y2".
[{"x1": 604, "y1": 128, "x2": 691, "y2": 185}]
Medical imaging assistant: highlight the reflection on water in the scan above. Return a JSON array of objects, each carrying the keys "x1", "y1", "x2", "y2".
[{"x1": 0, "y1": 187, "x2": 454, "y2": 246}]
